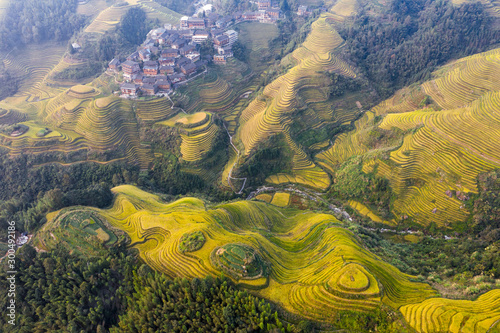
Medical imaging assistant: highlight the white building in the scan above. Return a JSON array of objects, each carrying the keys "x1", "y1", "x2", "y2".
[{"x1": 224, "y1": 30, "x2": 238, "y2": 46}]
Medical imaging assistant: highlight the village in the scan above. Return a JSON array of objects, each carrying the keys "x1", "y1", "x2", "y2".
[{"x1": 113, "y1": 0, "x2": 304, "y2": 98}]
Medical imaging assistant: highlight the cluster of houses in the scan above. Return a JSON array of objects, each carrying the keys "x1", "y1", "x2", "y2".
[
  {"x1": 113, "y1": 0, "x2": 287, "y2": 98},
  {"x1": 113, "y1": 25, "x2": 241, "y2": 97}
]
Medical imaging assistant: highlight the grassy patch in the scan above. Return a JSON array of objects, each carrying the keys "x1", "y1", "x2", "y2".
[{"x1": 179, "y1": 230, "x2": 205, "y2": 253}]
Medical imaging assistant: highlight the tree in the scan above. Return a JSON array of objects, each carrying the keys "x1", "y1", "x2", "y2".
[{"x1": 120, "y1": 7, "x2": 148, "y2": 45}]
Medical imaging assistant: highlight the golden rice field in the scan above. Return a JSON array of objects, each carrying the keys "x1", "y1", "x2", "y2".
[
  {"x1": 330, "y1": 0, "x2": 358, "y2": 18},
  {"x1": 0, "y1": 43, "x2": 67, "y2": 105},
  {"x1": 270, "y1": 192, "x2": 290, "y2": 207},
  {"x1": 160, "y1": 112, "x2": 221, "y2": 163},
  {"x1": 85, "y1": 0, "x2": 181, "y2": 34},
  {"x1": 63, "y1": 185, "x2": 436, "y2": 321},
  {"x1": 400, "y1": 289, "x2": 500, "y2": 333},
  {"x1": 316, "y1": 47, "x2": 500, "y2": 227},
  {"x1": 135, "y1": 97, "x2": 176, "y2": 122},
  {"x1": 348, "y1": 200, "x2": 396, "y2": 226},
  {"x1": 2, "y1": 84, "x2": 154, "y2": 168},
  {"x1": 77, "y1": 0, "x2": 109, "y2": 16},
  {"x1": 235, "y1": 12, "x2": 356, "y2": 190}
]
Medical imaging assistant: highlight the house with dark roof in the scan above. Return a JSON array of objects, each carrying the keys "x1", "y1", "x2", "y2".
[
  {"x1": 214, "y1": 34, "x2": 229, "y2": 46},
  {"x1": 179, "y1": 44, "x2": 196, "y2": 56},
  {"x1": 142, "y1": 77, "x2": 156, "y2": 85},
  {"x1": 121, "y1": 83, "x2": 139, "y2": 96},
  {"x1": 168, "y1": 73, "x2": 186, "y2": 83},
  {"x1": 143, "y1": 61, "x2": 159, "y2": 76},
  {"x1": 172, "y1": 38, "x2": 187, "y2": 49},
  {"x1": 127, "y1": 51, "x2": 139, "y2": 61},
  {"x1": 108, "y1": 58, "x2": 121, "y2": 71},
  {"x1": 157, "y1": 79, "x2": 171, "y2": 91},
  {"x1": 162, "y1": 48, "x2": 179, "y2": 58},
  {"x1": 133, "y1": 74, "x2": 144, "y2": 85},
  {"x1": 159, "y1": 65, "x2": 175, "y2": 75},
  {"x1": 159, "y1": 57, "x2": 175, "y2": 66},
  {"x1": 122, "y1": 60, "x2": 141, "y2": 80},
  {"x1": 192, "y1": 30, "x2": 210, "y2": 44},
  {"x1": 181, "y1": 62, "x2": 196, "y2": 75},
  {"x1": 142, "y1": 84, "x2": 158, "y2": 95},
  {"x1": 139, "y1": 49, "x2": 151, "y2": 61},
  {"x1": 176, "y1": 57, "x2": 191, "y2": 68}
]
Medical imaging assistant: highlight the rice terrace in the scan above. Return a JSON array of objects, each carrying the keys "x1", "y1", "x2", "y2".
[{"x1": 1, "y1": 0, "x2": 500, "y2": 331}]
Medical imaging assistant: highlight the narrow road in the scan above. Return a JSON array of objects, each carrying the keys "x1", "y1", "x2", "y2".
[{"x1": 223, "y1": 123, "x2": 247, "y2": 194}]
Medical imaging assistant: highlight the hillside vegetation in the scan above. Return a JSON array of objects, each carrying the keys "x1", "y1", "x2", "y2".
[{"x1": 53, "y1": 185, "x2": 438, "y2": 322}]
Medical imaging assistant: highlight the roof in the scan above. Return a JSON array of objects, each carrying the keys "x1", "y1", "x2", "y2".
[
  {"x1": 143, "y1": 77, "x2": 156, "y2": 84},
  {"x1": 181, "y1": 62, "x2": 196, "y2": 71},
  {"x1": 144, "y1": 61, "x2": 158, "y2": 67},
  {"x1": 188, "y1": 17, "x2": 205, "y2": 22},
  {"x1": 163, "y1": 48, "x2": 178, "y2": 54},
  {"x1": 142, "y1": 84, "x2": 157, "y2": 90},
  {"x1": 72, "y1": 43, "x2": 81, "y2": 49},
  {"x1": 109, "y1": 58, "x2": 120, "y2": 66},
  {"x1": 194, "y1": 30, "x2": 209, "y2": 36},
  {"x1": 122, "y1": 60, "x2": 139, "y2": 67},
  {"x1": 215, "y1": 35, "x2": 229, "y2": 42},
  {"x1": 121, "y1": 83, "x2": 138, "y2": 90}
]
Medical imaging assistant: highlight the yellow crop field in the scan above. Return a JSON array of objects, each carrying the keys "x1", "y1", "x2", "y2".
[
  {"x1": 401, "y1": 289, "x2": 500, "y2": 333},
  {"x1": 316, "y1": 47, "x2": 500, "y2": 227},
  {"x1": 349, "y1": 200, "x2": 396, "y2": 226},
  {"x1": 0, "y1": 84, "x2": 153, "y2": 168},
  {"x1": 255, "y1": 193, "x2": 273, "y2": 203},
  {"x1": 161, "y1": 112, "x2": 221, "y2": 162},
  {"x1": 48, "y1": 185, "x2": 436, "y2": 321},
  {"x1": 85, "y1": 0, "x2": 181, "y2": 34},
  {"x1": 235, "y1": 12, "x2": 356, "y2": 190},
  {"x1": 270, "y1": 192, "x2": 290, "y2": 207},
  {"x1": 330, "y1": 0, "x2": 358, "y2": 18},
  {"x1": 0, "y1": 43, "x2": 67, "y2": 106}
]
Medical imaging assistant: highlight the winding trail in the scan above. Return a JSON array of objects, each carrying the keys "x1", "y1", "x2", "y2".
[{"x1": 223, "y1": 123, "x2": 247, "y2": 194}]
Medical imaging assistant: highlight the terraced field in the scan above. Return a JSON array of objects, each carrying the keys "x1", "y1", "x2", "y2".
[
  {"x1": 34, "y1": 207, "x2": 125, "y2": 256},
  {"x1": 135, "y1": 97, "x2": 176, "y2": 122},
  {"x1": 160, "y1": 112, "x2": 221, "y2": 163},
  {"x1": 85, "y1": 0, "x2": 181, "y2": 34},
  {"x1": 316, "y1": 48, "x2": 500, "y2": 227},
  {"x1": 0, "y1": 43, "x2": 67, "y2": 104},
  {"x1": 401, "y1": 289, "x2": 500, "y2": 333},
  {"x1": 235, "y1": 12, "x2": 356, "y2": 190},
  {"x1": 61, "y1": 185, "x2": 437, "y2": 321},
  {"x1": 348, "y1": 200, "x2": 396, "y2": 226}
]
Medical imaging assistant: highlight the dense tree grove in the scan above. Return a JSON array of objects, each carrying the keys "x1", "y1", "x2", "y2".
[
  {"x1": 154, "y1": 0, "x2": 196, "y2": 15},
  {"x1": 470, "y1": 169, "x2": 500, "y2": 240},
  {"x1": 0, "y1": 245, "x2": 137, "y2": 332},
  {"x1": 0, "y1": 153, "x2": 138, "y2": 236},
  {"x1": 0, "y1": 64, "x2": 18, "y2": 100},
  {"x1": 113, "y1": 273, "x2": 293, "y2": 332},
  {"x1": 240, "y1": 134, "x2": 293, "y2": 186},
  {"x1": 0, "y1": 246, "x2": 308, "y2": 333},
  {"x1": 339, "y1": 0, "x2": 500, "y2": 97},
  {"x1": 0, "y1": 0, "x2": 86, "y2": 50},
  {"x1": 119, "y1": 7, "x2": 149, "y2": 46},
  {"x1": 329, "y1": 157, "x2": 394, "y2": 219}
]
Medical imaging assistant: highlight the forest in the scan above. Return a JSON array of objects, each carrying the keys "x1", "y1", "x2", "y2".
[
  {"x1": 0, "y1": 0, "x2": 86, "y2": 50},
  {"x1": 339, "y1": 0, "x2": 500, "y2": 97},
  {"x1": 0, "y1": 244, "x2": 303, "y2": 332}
]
